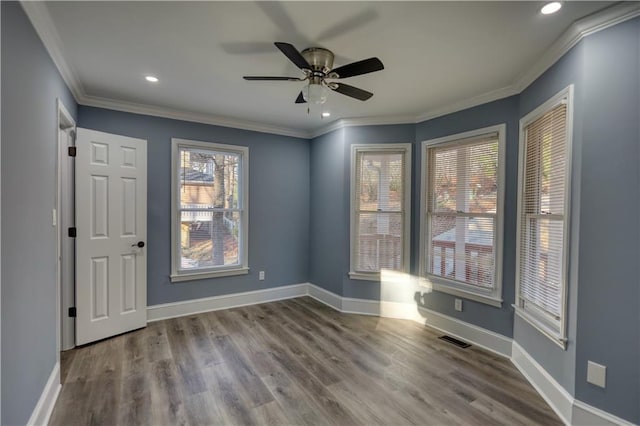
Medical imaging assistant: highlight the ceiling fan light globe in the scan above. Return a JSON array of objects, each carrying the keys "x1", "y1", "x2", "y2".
[{"x1": 302, "y1": 83, "x2": 328, "y2": 105}]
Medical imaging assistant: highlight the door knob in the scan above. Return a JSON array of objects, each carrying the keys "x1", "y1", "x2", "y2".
[{"x1": 132, "y1": 241, "x2": 145, "y2": 248}]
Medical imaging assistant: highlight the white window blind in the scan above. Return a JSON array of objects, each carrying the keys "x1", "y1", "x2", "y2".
[
  {"x1": 171, "y1": 139, "x2": 248, "y2": 281},
  {"x1": 425, "y1": 133, "x2": 500, "y2": 291},
  {"x1": 351, "y1": 145, "x2": 410, "y2": 277},
  {"x1": 518, "y1": 103, "x2": 568, "y2": 328}
]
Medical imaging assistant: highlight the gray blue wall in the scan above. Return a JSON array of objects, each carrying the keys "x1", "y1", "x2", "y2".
[
  {"x1": 78, "y1": 107, "x2": 310, "y2": 306},
  {"x1": 573, "y1": 18, "x2": 639, "y2": 422},
  {"x1": 3, "y1": 1, "x2": 639, "y2": 423},
  {"x1": 516, "y1": 18, "x2": 640, "y2": 423},
  {"x1": 514, "y1": 39, "x2": 585, "y2": 395},
  {"x1": 309, "y1": 129, "x2": 347, "y2": 295},
  {"x1": 308, "y1": 17, "x2": 640, "y2": 424},
  {"x1": 415, "y1": 97, "x2": 519, "y2": 338},
  {"x1": 309, "y1": 109, "x2": 517, "y2": 338},
  {"x1": 1, "y1": 2, "x2": 78, "y2": 424}
]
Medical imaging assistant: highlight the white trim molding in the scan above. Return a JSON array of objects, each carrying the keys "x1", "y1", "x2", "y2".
[
  {"x1": 20, "y1": 283, "x2": 635, "y2": 426},
  {"x1": 511, "y1": 342, "x2": 574, "y2": 424},
  {"x1": 20, "y1": 1, "x2": 85, "y2": 102},
  {"x1": 82, "y1": 95, "x2": 310, "y2": 139},
  {"x1": 349, "y1": 143, "x2": 412, "y2": 281},
  {"x1": 147, "y1": 283, "x2": 308, "y2": 322},
  {"x1": 511, "y1": 342, "x2": 637, "y2": 426},
  {"x1": 310, "y1": 115, "x2": 416, "y2": 139},
  {"x1": 21, "y1": 1, "x2": 640, "y2": 140},
  {"x1": 170, "y1": 138, "x2": 249, "y2": 283},
  {"x1": 514, "y1": 85, "x2": 574, "y2": 349},
  {"x1": 307, "y1": 284, "x2": 513, "y2": 358},
  {"x1": 571, "y1": 400, "x2": 636, "y2": 426},
  {"x1": 27, "y1": 363, "x2": 61, "y2": 426},
  {"x1": 306, "y1": 283, "x2": 343, "y2": 311},
  {"x1": 419, "y1": 124, "x2": 507, "y2": 308},
  {"x1": 512, "y1": 2, "x2": 640, "y2": 94}
]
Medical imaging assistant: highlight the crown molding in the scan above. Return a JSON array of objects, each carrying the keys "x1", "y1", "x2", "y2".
[
  {"x1": 311, "y1": 115, "x2": 416, "y2": 138},
  {"x1": 22, "y1": 1, "x2": 640, "y2": 140},
  {"x1": 512, "y1": 2, "x2": 640, "y2": 93},
  {"x1": 20, "y1": 1, "x2": 86, "y2": 102},
  {"x1": 415, "y1": 85, "x2": 519, "y2": 124},
  {"x1": 80, "y1": 94, "x2": 311, "y2": 139}
]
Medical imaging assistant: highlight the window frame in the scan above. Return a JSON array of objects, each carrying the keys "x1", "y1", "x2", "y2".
[
  {"x1": 349, "y1": 143, "x2": 412, "y2": 281},
  {"x1": 170, "y1": 138, "x2": 249, "y2": 282},
  {"x1": 419, "y1": 124, "x2": 506, "y2": 307},
  {"x1": 514, "y1": 85, "x2": 574, "y2": 349}
]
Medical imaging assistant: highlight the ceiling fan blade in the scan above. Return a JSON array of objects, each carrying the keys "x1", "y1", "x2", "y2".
[
  {"x1": 330, "y1": 58, "x2": 384, "y2": 79},
  {"x1": 295, "y1": 92, "x2": 306, "y2": 104},
  {"x1": 331, "y1": 83, "x2": 373, "y2": 101},
  {"x1": 274, "y1": 42, "x2": 311, "y2": 70},
  {"x1": 243, "y1": 76, "x2": 302, "y2": 81}
]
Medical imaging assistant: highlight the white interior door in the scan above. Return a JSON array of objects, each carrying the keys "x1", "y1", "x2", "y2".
[{"x1": 75, "y1": 128, "x2": 147, "y2": 345}]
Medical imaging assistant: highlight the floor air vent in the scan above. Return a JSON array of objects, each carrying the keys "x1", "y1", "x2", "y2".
[{"x1": 439, "y1": 335, "x2": 471, "y2": 348}]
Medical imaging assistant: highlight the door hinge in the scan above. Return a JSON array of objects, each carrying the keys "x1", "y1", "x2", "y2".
[
  {"x1": 68, "y1": 146, "x2": 77, "y2": 157},
  {"x1": 68, "y1": 307, "x2": 77, "y2": 317},
  {"x1": 68, "y1": 227, "x2": 77, "y2": 238}
]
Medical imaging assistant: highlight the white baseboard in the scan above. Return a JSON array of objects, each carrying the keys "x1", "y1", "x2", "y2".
[
  {"x1": 415, "y1": 305, "x2": 513, "y2": 357},
  {"x1": 307, "y1": 283, "x2": 512, "y2": 358},
  {"x1": 147, "y1": 283, "x2": 308, "y2": 322},
  {"x1": 27, "y1": 362, "x2": 61, "y2": 426},
  {"x1": 144, "y1": 282, "x2": 632, "y2": 426},
  {"x1": 306, "y1": 283, "x2": 343, "y2": 311},
  {"x1": 511, "y1": 342, "x2": 574, "y2": 425},
  {"x1": 571, "y1": 400, "x2": 636, "y2": 426}
]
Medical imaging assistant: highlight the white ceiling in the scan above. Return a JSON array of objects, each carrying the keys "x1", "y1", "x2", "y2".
[{"x1": 42, "y1": 1, "x2": 613, "y2": 134}]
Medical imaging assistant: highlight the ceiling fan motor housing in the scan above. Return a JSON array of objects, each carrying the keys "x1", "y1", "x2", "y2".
[{"x1": 301, "y1": 47, "x2": 335, "y2": 74}]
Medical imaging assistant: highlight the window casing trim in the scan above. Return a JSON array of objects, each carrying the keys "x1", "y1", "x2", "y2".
[
  {"x1": 419, "y1": 124, "x2": 506, "y2": 306},
  {"x1": 514, "y1": 85, "x2": 574, "y2": 348},
  {"x1": 349, "y1": 143, "x2": 412, "y2": 280},
  {"x1": 170, "y1": 138, "x2": 249, "y2": 282}
]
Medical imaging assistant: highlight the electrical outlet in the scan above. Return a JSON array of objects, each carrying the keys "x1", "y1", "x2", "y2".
[
  {"x1": 455, "y1": 299, "x2": 463, "y2": 312},
  {"x1": 587, "y1": 361, "x2": 606, "y2": 388},
  {"x1": 259, "y1": 271, "x2": 265, "y2": 281}
]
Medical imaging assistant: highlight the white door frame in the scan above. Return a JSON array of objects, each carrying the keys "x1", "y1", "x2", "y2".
[{"x1": 56, "y1": 99, "x2": 76, "y2": 359}]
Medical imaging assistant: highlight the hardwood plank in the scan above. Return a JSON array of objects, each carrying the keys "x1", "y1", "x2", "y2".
[
  {"x1": 249, "y1": 304, "x2": 343, "y2": 386},
  {"x1": 251, "y1": 400, "x2": 293, "y2": 426},
  {"x1": 183, "y1": 390, "x2": 225, "y2": 426},
  {"x1": 205, "y1": 364, "x2": 258, "y2": 425},
  {"x1": 165, "y1": 318, "x2": 208, "y2": 395},
  {"x1": 145, "y1": 320, "x2": 172, "y2": 363},
  {"x1": 212, "y1": 332, "x2": 274, "y2": 407},
  {"x1": 180, "y1": 315, "x2": 223, "y2": 367},
  {"x1": 52, "y1": 297, "x2": 561, "y2": 426},
  {"x1": 148, "y1": 358, "x2": 189, "y2": 425},
  {"x1": 261, "y1": 370, "x2": 329, "y2": 426}
]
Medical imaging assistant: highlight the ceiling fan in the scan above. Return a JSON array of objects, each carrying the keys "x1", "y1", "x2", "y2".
[{"x1": 243, "y1": 42, "x2": 384, "y2": 105}]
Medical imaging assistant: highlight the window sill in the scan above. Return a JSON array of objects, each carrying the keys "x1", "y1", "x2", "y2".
[
  {"x1": 348, "y1": 271, "x2": 380, "y2": 282},
  {"x1": 423, "y1": 277, "x2": 502, "y2": 307},
  {"x1": 170, "y1": 267, "x2": 249, "y2": 283},
  {"x1": 513, "y1": 305, "x2": 567, "y2": 350}
]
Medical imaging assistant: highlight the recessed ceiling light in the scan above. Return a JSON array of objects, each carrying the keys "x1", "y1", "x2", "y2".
[
  {"x1": 541, "y1": 2, "x2": 562, "y2": 15},
  {"x1": 322, "y1": 112, "x2": 331, "y2": 117},
  {"x1": 145, "y1": 75, "x2": 159, "y2": 83}
]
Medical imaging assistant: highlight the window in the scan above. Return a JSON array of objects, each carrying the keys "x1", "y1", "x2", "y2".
[
  {"x1": 349, "y1": 144, "x2": 411, "y2": 280},
  {"x1": 421, "y1": 125, "x2": 505, "y2": 306},
  {"x1": 171, "y1": 138, "x2": 248, "y2": 282},
  {"x1": 515, "y1": 86, "x2": 573, "y2": 347}
]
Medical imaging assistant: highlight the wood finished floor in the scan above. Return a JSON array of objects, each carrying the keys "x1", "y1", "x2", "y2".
[{"x1": 50, "y1": 297, "x2": 561, "y2": 426}]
